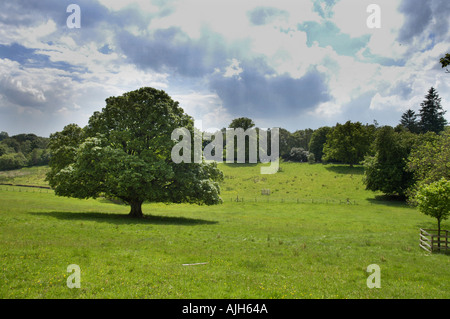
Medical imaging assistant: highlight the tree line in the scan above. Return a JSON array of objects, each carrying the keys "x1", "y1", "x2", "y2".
[
  {"x1": 222, "y1": 86, "x2": 448, "y2": 205},
  {"x1": 280, "y1": 86, "x2": 448, "y2": 200},
  {"x1": 0, "y1": 132, "x2": 50, "y2": 170}
]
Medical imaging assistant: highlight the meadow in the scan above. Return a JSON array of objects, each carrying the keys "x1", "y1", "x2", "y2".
[{"x1": 0, "y1": 162, "x2": 449, "y2": 299}]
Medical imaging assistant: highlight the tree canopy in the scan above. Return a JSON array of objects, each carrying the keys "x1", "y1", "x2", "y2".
[
  {"x1": 407, "y1": 130, "x2": 450, "y2": 195},
  {"x1": 400, "y1": 109, "x2": 420, "y2": 133},
  {"x1": 308, "y1": 126, "x2": 332, "y2": 162},
  {"x1": 416, "y1": 178, "x2": 450, "y2": 236},
  {"x1": 0, "y1": 133, "x2": 49, "y2": 170},
  {"x1": 363, "y1": 126, "x2": 416, "y2": 197},
  {"x1": 46, "y1": 87, "x2": 223, "y2": 218},
  {"x1": 228, "y1": 117, "x2": 255, "y2": 131},
  {"x1": 322, "y1": 121, "x2": 374, "y2": 167}
]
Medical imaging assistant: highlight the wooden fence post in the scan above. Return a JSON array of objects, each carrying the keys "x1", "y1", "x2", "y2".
[{"x1": 446, "y1": 230, "x2": 449, "y2": 250}]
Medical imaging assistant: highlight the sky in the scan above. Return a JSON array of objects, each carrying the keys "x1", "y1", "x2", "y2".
[{"x1": 0, "y1": 0, "x2": 449, "y2": 137}]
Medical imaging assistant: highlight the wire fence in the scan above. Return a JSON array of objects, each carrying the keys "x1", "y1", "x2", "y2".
[
  {"x1": 0, "y1": 184, "x2": 53, "y2": 194},
  {"x1": 227, "y1": 195, "x2": 363, "y2": 205},
  {"x1": 0, "y1": 184, "x2": 368, "y2": 206}
]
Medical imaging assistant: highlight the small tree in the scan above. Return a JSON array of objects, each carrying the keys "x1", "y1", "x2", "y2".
[
  {"x1": 307, "y1": 152, "x2": 315, "y2": 164},
  {"x1": 416, "y1": 178, "x2": 450, "y2": 243},
  {"x1": 407, "y1": 130, "x2": 450, "y2": 194}
]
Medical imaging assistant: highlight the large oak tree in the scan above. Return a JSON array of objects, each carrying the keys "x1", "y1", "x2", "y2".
[{"x1": 46, "y1": 87, "x2": 223, "y2": 218}]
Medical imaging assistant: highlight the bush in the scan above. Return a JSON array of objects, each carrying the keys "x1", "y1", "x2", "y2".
[
  {"x1": 289, "y1": 147, "x2": 309, "y2": 162},
  {"x1": 0, "y1": 143, "x2": 12, "y2": 156},
  {"x1": 307, "y1": 152, "x2": 315, "y2": 164},
  {"x1": 0, "y1": 152, "x2": 28, "y2": 170}
]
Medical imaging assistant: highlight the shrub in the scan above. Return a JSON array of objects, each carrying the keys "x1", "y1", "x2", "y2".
[
  {"x1": 289, "y1": 147, "x2": 309, "y2": 162},
  {"x1": 0, "y1": 152, "x2": 28, "y2": 170}
]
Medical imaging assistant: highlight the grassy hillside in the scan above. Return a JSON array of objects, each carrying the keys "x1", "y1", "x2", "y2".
[
  {"x1": 0, "y1": 166, "x2": 50, "y2": 187},
  {"x1": 0, "y1": 163, "x2": 449, "y2": 299},
  {"x1": 219, "y1": 162, "x2": 380, "y2": 204}
]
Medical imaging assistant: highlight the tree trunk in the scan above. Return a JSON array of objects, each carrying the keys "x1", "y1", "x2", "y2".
[
  {"x1": 129, "y1": 200, "x2": 144, "y2": 218},
  {"x1": 438, "y1": 219, "x2": 441, "y2": 249}
]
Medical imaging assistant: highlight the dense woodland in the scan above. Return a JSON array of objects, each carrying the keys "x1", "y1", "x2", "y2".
[{"x1": 0, "y1": 132, "x2": 50, "y2": 170}]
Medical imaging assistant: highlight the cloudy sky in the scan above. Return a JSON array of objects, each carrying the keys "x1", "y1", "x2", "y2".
[{"x1": 0, "y1": 0, "x2": 449, "y2": 137}]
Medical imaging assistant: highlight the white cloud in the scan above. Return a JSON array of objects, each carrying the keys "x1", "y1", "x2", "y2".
[
  {"x1": 148, "y1": 0, "x2": 320, "y2": 40},
  {"x1": 172, "y1": 91, "x2": 233, "y2": 130},
  {"x1": 406, "y1": 42, "x2": 450, "y2": 72},
  {"x1": 311, "y1": 101, "x2": 344, "y2": 119},
  {"x1": 97, "y1": 0, "x2": 160, "y2": 13},
  {"x1": 0, "y1": 19, "x2": 56, "y2": 46},
  {"x1": 332, "y1": 0, "x2": 404, "y2": 39},
  {"x1": 223, "y1": 59, "x2": 243, "y2": 78}
]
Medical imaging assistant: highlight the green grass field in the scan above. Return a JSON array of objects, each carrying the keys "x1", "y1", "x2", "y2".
[{"x1": 0, "y1": 162, "x2": 449, "y2": 299}]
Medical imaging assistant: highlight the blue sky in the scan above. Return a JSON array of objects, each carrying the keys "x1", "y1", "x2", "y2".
[{"x1": 0, "y1": 0, "x2": 449, "y2": 136}]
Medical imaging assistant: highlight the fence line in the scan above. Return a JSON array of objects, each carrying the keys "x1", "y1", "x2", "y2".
[
  {"x1": 0, "y1": 185, "x2": 53, "y2": 193},
  {"x1": 229, "y1": 196, "x2": 360, "y2": 205},
  {"x1": 1, "y1": 185, "x2": 362, "y2": 205},
  {"x1": 0, "y1": 182, "x2": 51, "y2": 189}
]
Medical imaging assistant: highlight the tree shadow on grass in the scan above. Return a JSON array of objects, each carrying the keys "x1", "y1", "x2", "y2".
[
  {"x1": 432, "y1": 250, "x2": 450, "y2": 256},
  {"x1": 29, "y1": 211, "x2": 218, "y2": 226},
  {"x1": 324, "y1": 165, "x2": 364, "y2": 175},
  {"x1": 367, "y1": 195, "x2": 409, "y2": 207}
]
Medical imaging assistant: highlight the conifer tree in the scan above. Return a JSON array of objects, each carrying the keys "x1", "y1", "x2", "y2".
[
  {"x1": 418, "y1": 87, "x2": 447, "y2": 134},
  {"x1": 400, "y1": 109, "x2": 419, "y2": 133}
]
